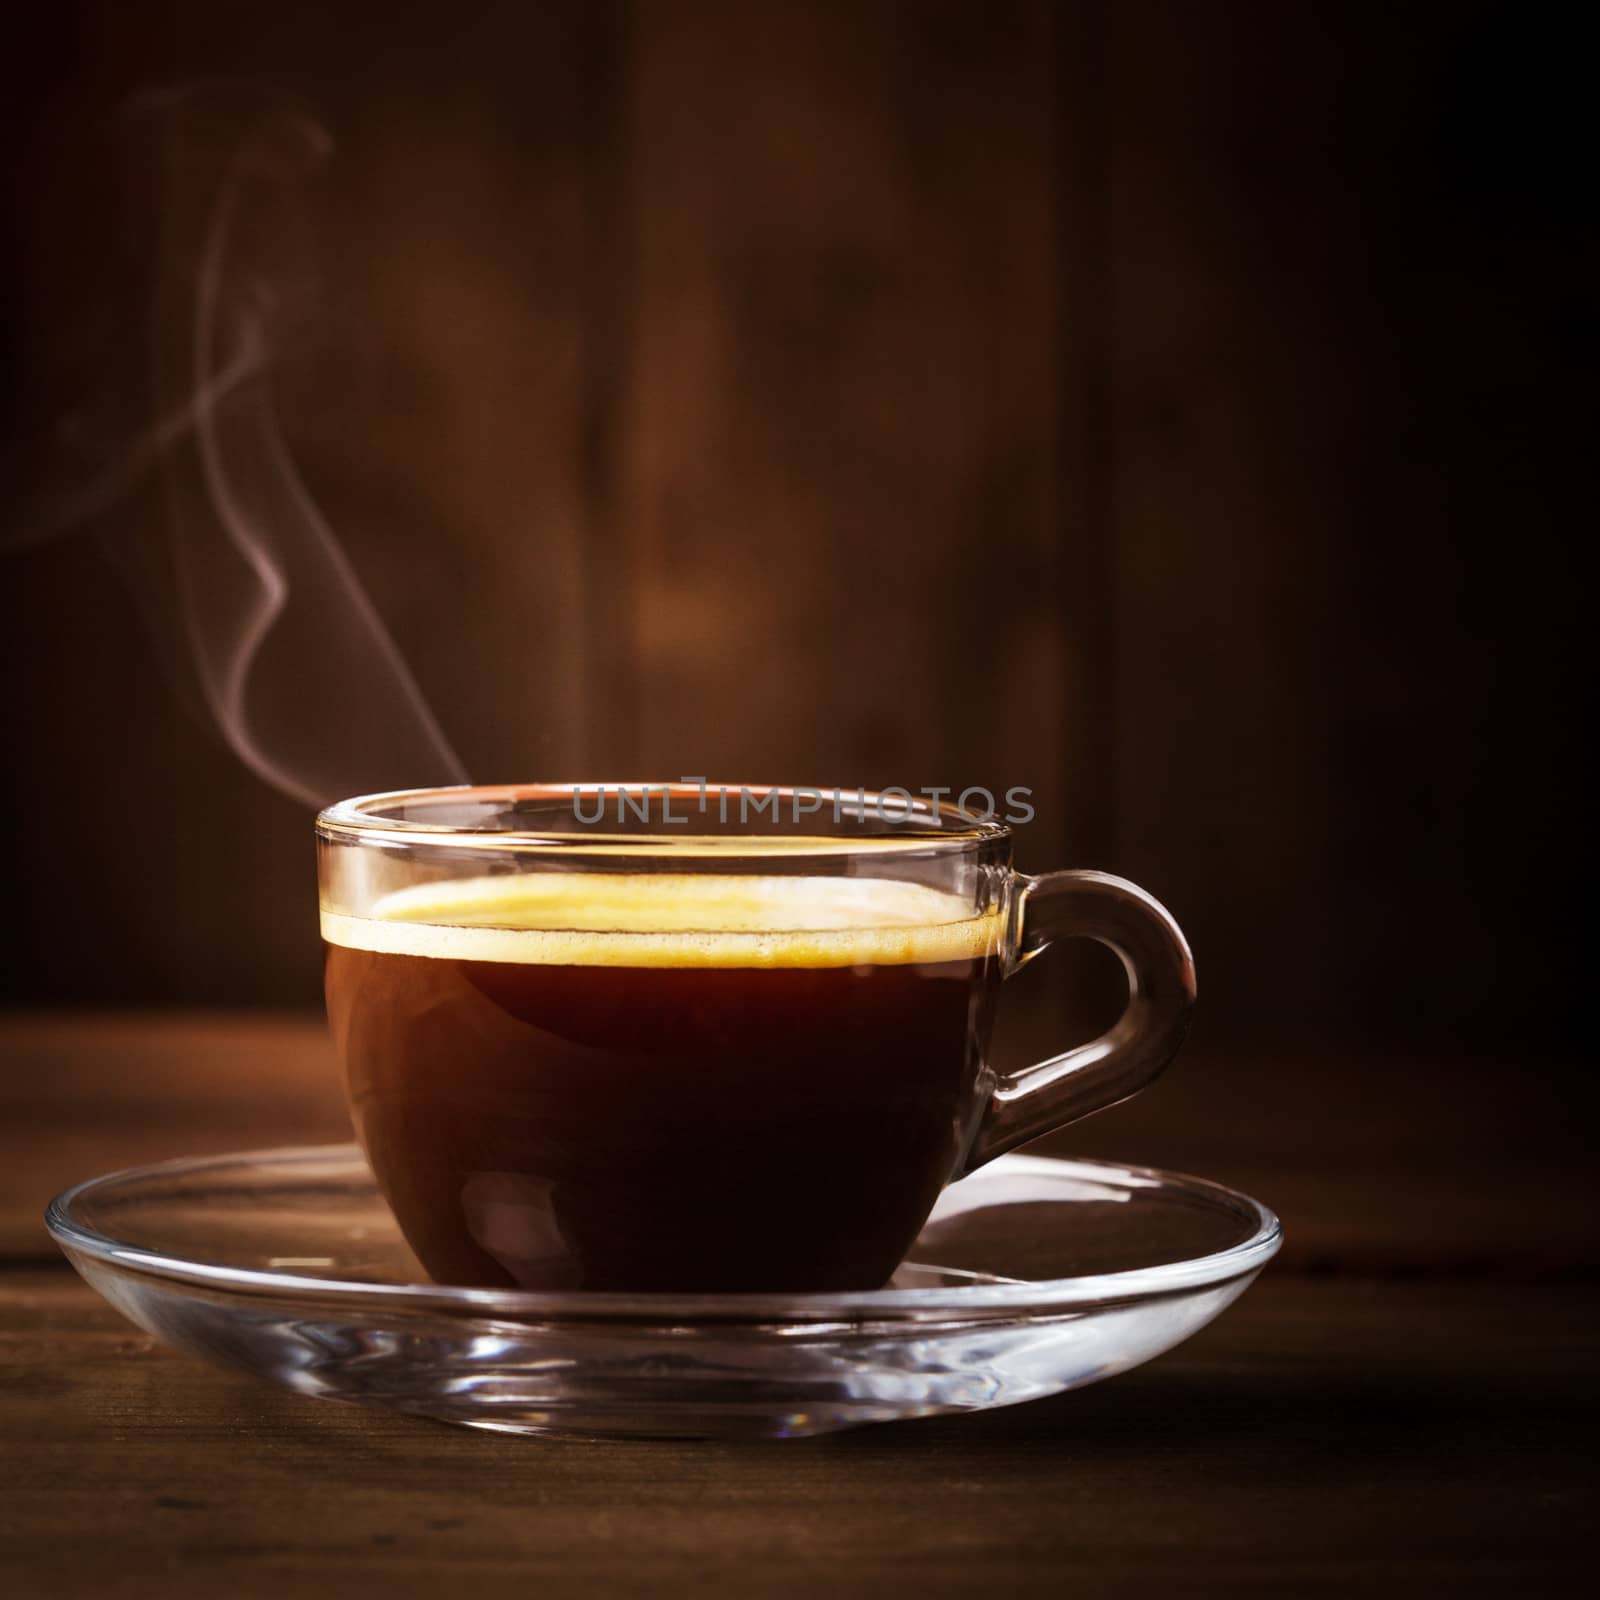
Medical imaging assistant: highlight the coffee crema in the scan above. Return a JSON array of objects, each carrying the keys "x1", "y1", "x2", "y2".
[
  {"x1": 321, "y1": 872, "x2": 997, "y2": 966},
  {"x1": 324, "y1": 875, "x2": 1004, "y2": 1292}
]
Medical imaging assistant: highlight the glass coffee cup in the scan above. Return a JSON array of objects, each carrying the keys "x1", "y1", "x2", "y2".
[{"x1": 318, "y1": 784, "x2": 1194, "y2": 1293}]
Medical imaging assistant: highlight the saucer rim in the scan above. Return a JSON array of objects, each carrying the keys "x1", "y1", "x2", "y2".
[{"x1": 45, "y1": 1144, "x2": 1282, "y2": 1323}]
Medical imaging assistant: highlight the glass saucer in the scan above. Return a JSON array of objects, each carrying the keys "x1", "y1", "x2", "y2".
[{"x1": 46, "y1": 1145, "x2": 1280, "y2": 1440}]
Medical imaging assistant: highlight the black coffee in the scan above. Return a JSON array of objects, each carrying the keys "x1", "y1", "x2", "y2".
[{"x1": 323, "y1": 874, "x2": 1001, "y2": 1291}]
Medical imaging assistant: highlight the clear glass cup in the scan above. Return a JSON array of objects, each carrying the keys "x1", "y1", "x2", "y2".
[{"x1": 316, "y1": 782, "x2": 1195, "y2": 1293}]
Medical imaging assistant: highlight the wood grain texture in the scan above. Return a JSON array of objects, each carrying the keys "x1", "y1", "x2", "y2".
[
  {"x1": 2, "y1": 1014, "x2": 1596, "y2": 1592},
  {"x1": 0, "y1": 1014, "x2": 346, "y2": 1259},
  {"x1": 1, "y1": 0, "x2": 1585, "y2": 1066},
  {"x1": 0, "y1": 1270, "x2": 1593, "y2": 1597},
  {"x1": 1096, "y1": 0, "x2": 1586, "y2": 1052},
  {"x1": 0, "y1": 0, "x2": 628, "y2": 1003},
  {"x1": 2, "y1": 1, "x2": 1588, "y2": 1583},
  {"x1": 625, "y1": 0, "x2": 1068, "y2": 866}
]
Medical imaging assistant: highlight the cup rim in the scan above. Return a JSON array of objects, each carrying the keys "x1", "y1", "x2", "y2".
[{"x1": 316, "y1": 782, "x2": 1012, "y2": 855}]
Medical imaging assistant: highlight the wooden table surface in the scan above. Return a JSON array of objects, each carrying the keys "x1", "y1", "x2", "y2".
[{"x1": 1, "y1": 1014, "x2": 1593, "y2": 1597}]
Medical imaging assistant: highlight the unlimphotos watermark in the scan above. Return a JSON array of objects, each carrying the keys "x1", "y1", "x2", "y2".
[{"x1": 569, "y1": 779, "x2": 1035, "y2": 827}]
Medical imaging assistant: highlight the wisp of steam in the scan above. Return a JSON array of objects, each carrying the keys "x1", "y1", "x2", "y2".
[{"x1": 13, "y1": 84, "x2": 466, "y2": 808}]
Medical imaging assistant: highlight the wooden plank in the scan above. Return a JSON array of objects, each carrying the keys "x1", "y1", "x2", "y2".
[
  {"x1": 306, "y1": 0, "x2": 630, "y2": 780},
  {"x1": 1096, "y1": 1, "x2": 1588, "y2": 1055},
  {"x1": 0, "y1": 1, "x2": 624, "y2": 1008},
  {"x1": 0, "y1": 1271, "x2": 1591, "y2": 1595},
  {"x1": 1054, "y1": 1045, "x2": 1600, "y2": 1278},
  {"x1": 1100, "y1": 0, "x2": 1354, "y2": 1046},
  {"x1": 623, "y1": 0, "x2": 1070, "y2": 870},
  {"x1": 0, "y1": 1014, "x2": 347, "y2": 1259}
]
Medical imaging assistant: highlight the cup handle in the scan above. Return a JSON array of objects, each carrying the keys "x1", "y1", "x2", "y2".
[{"x1": 960, "y1": 870, "x2": 1197, "y2": 1174}]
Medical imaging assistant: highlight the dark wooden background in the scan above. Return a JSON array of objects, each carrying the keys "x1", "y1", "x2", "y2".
[
  {"x1": 0, "y1": 9, "x2": 1594, "y2": 1589},
  {"x1": 0, "y1": 0, "x2": 1585, "y2": 1066}
]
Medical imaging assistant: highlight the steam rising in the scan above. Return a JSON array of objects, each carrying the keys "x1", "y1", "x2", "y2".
[{"x1": 17, "y1": 85, "x2": 467, "y2": 807}]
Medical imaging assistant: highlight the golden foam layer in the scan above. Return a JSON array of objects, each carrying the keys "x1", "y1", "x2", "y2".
[{"x1": 321, "y1": 874, "x2": 1000, "y2": 969}]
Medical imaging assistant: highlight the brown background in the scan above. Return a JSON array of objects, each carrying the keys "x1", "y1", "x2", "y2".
[
  {"x1": 0, "y1": 0, "x2": 1585, "y2": 1067},
  {"x1": 0, "y1": 7, "x2": 1594, "y2": 1590}
]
